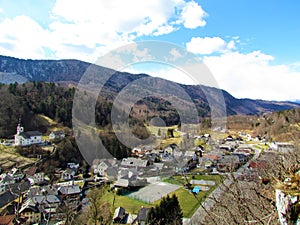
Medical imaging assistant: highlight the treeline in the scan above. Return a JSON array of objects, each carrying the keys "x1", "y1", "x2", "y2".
[
  {"x1": 0, "y1": 82, "x2": 144, "y2": 160},
  {"x1": 0, "y1": 82, "x2": 74, "y2": 137},
  {"x1": 0, "y1": 82, "x2": 117, "y2": 136}
]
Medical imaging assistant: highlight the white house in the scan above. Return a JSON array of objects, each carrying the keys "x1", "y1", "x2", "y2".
[
  {"x1": 49, "y1": 130, "x2": 65, "y2": 140},
  {"x1": 269, "y1": 142, "x2": 294, "y2": 153},
  {"x1": 14, "y1": 123, "x2": 42, "y2": 146}
]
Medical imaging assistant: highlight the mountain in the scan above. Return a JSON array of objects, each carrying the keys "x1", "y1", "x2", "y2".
[{"x1": 0, "y1": 55, "x2": 299, "y2": 116}]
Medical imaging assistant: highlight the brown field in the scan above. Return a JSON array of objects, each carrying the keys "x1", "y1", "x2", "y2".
[{"x1": 0, "y1": 145, "x2": 37, "y2": 170}]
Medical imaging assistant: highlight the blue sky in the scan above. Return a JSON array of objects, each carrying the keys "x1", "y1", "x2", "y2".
[{"x1": 0, "y1": 0, "x2": 299, "y2": 101}]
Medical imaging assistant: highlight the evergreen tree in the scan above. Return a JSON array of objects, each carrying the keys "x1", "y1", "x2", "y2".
[{"x1": 146, "y1": 194, "x2": 183, "y2": 225}]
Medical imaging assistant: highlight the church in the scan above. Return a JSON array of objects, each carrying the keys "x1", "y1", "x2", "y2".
[{"x1": 14, "y1": 122, "x2": 42, "y2": 146}]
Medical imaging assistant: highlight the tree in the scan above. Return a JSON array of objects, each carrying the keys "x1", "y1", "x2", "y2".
[
  {"x1": 147, "y1": 194, "x2": 183, "y2": 225},
  {"x1": 75, "y1": 187, "x2": 112, "y2": 225},
  {"x1": 200, "y1": 145, "x2": 300, "y2": 225}
]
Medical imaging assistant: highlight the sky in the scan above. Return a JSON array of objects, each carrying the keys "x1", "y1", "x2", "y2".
[{"x1": 0, "y1": 0, "x2": 299, "y2": 101}]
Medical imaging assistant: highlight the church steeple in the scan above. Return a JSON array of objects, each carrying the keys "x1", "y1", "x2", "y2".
[{"x1": 16, "y1": 117, "x2": 24, "y2": 135}]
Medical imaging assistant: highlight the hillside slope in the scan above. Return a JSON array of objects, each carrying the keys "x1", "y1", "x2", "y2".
[{"x1": 0, "y1": 55, "x2": 299, "y2": 116}]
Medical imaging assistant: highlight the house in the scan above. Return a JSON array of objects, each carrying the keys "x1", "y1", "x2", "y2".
[
  {"x1": 61, "y1": 168, "x2": 77, "y2": 181},
  {"x1": 121, "y1": 158, "x2": 149, "y2": 168},
  {"x1": 19, "y1": 199, "x2": 41, "y2": 225},
  {"x1": 269, "y1": 142, "x2": 294, "y2": 153},
  {"x1": 114, "y1": 178, "x2": 129, "y2": 188},
  {"x1": 114, "y1": 177, "x2": 148, "y2": 189},
  {"x1": 113, "y1": 206, "x2": 126, "y2": 223},
  {"x1": 217, "y1": 155, "x2": 240, "y2": 172},
  {"x1": 94, "y1": 161, "x2": 111, "y2": 176},
  {"x1": 0, "y1": 215, "x2": 16, "y2": 225},
  {"x1": 231, "y1": 153, "x2": 248, "y2": 164},
  {"x1": 28, "y1": 185, "x2": 59, "y2": 198},
  {"x1": 58, "y1": 184, "x2": 81, "y2": 202},
  {"x1": 24, "y1": 166, "x2": 37, "y2": 177},
  {"x1": 8, "y1": 179, "x2": 31, "y2": 196},
  {"x1": 1, "y1": 176, "x2": 30, "y2": 198},
  {"x1": 67, "y1": 162, "x2": 80, "y2": 169},
  {"x1": 8, "y1": 168, "x2": 24, "y2": 181},
  {"x1": 0, "y1": 174, "x2": 15, "y2": 193},
  {"x1": 118, "y1": 168, "x2": 138, "y2": 180},
  {"x1": 235, "y1": 148, "x2": 252, "y2": 157},
  {"x1": 202, "y1": 154, "x2": 219, "y2": 162},
  {"x1": 114, "y1": 167, "x2": 148, "y2": 188},
  {"x1": 29, "y1": 172, "x2": 47, "y2": 185},
  {"x1": 31, "y1": 195, "x2": 61, "y2": 220},
  {"x1": 105, "y1": 167, "x2": 118, "y2": 180},
  {"x1": 133, "y1": 207, "x2": 150, "y2": 225},
  {"x1": 14, "y1": 122, "x2": 42, "y2": 146},
  {"x1": 93, "y1": 159, "x2": 118, "y2": 180},
  {"x1": 49, "y1": 130, "x2": 65, "y2": 140},
  {"x1": 248, "y1": 160, "x2": 268, "y2": 170},
  {"x1": 0, "y1": 191, "x2": 18, "y2": 210}
]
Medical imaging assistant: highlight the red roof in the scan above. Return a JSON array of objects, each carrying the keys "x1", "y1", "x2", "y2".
[
  {"x1": 0, "y1": 215, "x2": 15, "y2": 225},
  {"x1": 202, "y1": 154, "x2": 219, "y2": 161},
  {"x1": 24, "y1": 166, "x2": 37, "y2": 176},
  {"x1": 249, "y1": 160, "x2": 268, "y2": 169}
]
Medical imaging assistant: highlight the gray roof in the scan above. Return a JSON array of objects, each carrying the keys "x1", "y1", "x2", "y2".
[
  {"x1": 58, "y1": 185, "x2": 81, "y2": 195},
  {"x1": 28, "y1": 185, "x2": 59, "y2": 197},
  {"x1": 0, "y1": 191, "x2": 17, "y2": 208},
  {"x1": 114, "y1": 179, "x2": 129, "y2": 187},
  {"x1": 113, "y1": 206, "x2": 126, "y2": 220},
  {"x1": 20, "y1": 131, "x2": 42, "y2": 138},
  {"x1": 138, "y1": 207, "x2": 150, "y2": 221},
  {"x1": 32, "y1": 194, "x2": 60, "y2": 204},
  {"x1": 19, "y1": 199, "x2": 39, "y2": 213},
  {"x1": 106, "y1": 167, "x2": 118, "y2": 176},
  {"x1": 10, "y1": 179, "x2": 31, "y2": 194},
  {"x1": 121, "y1": 157, "x2": 148, "y2": 167}
]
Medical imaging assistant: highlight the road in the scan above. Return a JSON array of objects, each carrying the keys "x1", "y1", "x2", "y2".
[{"x1": 184, "y1": 146, "x2": 261, "y2": 225}]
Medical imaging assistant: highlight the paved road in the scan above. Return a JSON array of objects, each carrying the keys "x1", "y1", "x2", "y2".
[{"x1": 184, "y1": 146, "x2": 261, "y2": 225}]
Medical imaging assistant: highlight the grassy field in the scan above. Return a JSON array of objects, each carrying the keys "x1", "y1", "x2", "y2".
[
  {"x1": 100, "y1": 187, "x2": 154, "y2": 214},
  {"x1": 146, "y1": 124, "x2": 184, "y2": 148},
  {"x1": 163, "y1": 174, "x2": 223, "y2": 217},
  {"x1": 0, "y1": 145, "x2": 37, "y2": 169},
  {"x1": 168, "y1": 187, "x2": 203, "y2": 217},
  {"x1": 163, "y1": 174, "x2": 223, "y2": 186},
  {"x1": 99, "y1": 174, "x2": 223, "y2": 218},
  {"x1": 100, "y1": 186, "x2": 200, "y2": 218}
]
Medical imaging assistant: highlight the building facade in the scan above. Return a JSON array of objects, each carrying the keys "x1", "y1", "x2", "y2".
[{"x1": 14, "y1": 123, "x2": 42, "y2": 146}]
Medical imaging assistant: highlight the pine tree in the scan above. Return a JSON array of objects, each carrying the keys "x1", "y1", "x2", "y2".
[{"x1": 146, "y1": 194, "x2": 183, "y2": 225}]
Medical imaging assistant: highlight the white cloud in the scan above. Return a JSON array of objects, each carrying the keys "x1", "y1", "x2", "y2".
[
  {"x1": 186, "y1": 36, "x2": 235, "y2": 55},
  {"x1": 122, "y1": 63, "x2": 196, "y2": 85},
  {"x1": 46, "y1": 0, "x2": 208, "y2": 61},
  {"x1": 0, "y1": 16, "x2": 49, "y2": 59},
  {"x1": 203, "y1": 51, "x2": 300, "y2": 101},
  {"x1": 50, "y1": 0, "x2": 206, "y2": 39},
  {"x1": 0, "y1": 0, "x2": 209, "y2": 62},
  {"x1": 180, "y1": 0, "x2": 207, "y2": 28}
]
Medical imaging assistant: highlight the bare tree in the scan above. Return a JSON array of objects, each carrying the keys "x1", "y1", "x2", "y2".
[
  {"x1": 74, "y1": 187, "x2": 112, "y2": 225},
  {"x1": 200, "y1": 145, "x2": 300, "y2": 225}
]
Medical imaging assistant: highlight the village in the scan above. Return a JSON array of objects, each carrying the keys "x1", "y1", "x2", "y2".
[{"x1": 0, "y1": 121, "x2": 295, "y2": 224}]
